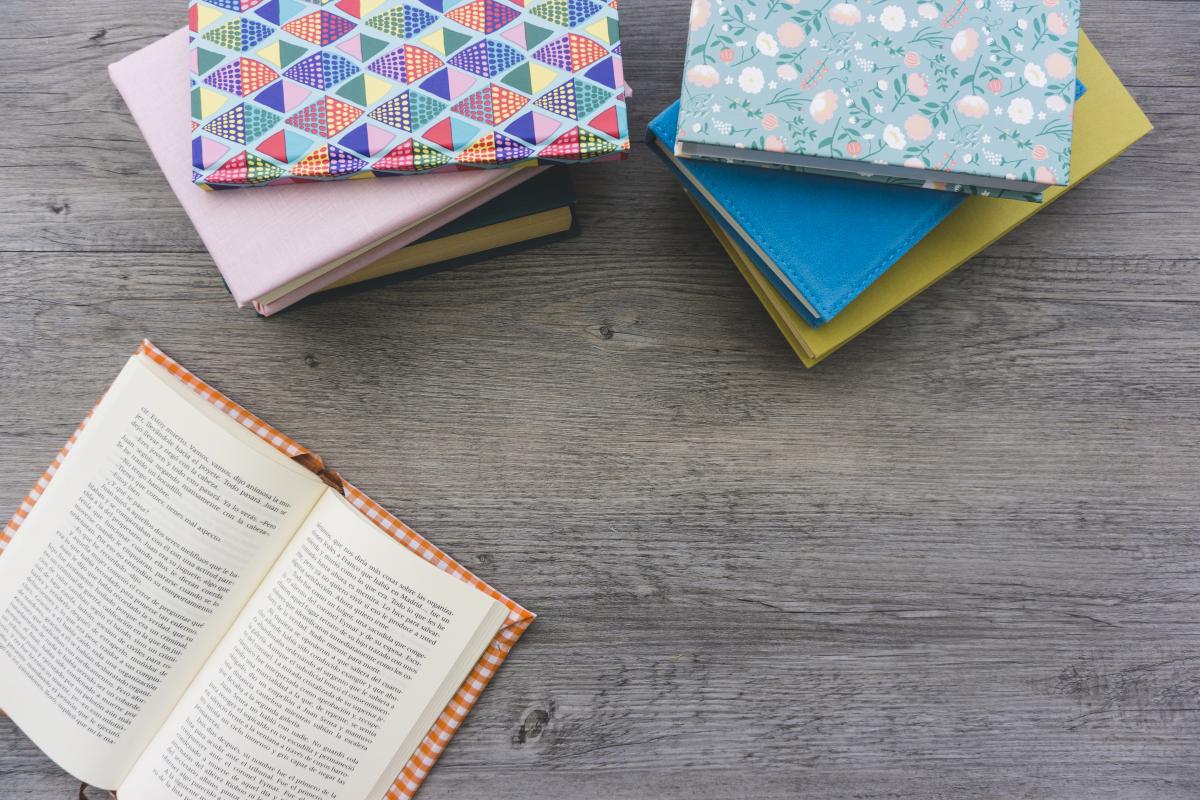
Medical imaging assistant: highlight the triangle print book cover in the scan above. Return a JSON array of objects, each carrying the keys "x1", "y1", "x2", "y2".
[
  {"x1": 188, "y1": 0, "x2": 629, "y2": 187},
  {"x1": 676, "y1": 0, "x2": 1080, "y2": 200}
]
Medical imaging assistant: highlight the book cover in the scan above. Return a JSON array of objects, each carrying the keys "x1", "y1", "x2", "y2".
[
  {"x1": 294, "y1": 166, "x2": 579, "y2": 308},
  {"x1": 189, "y1": 0, "x2": 630, "y2": 186},
  {"x1": 648, "y1": 101, "x2": 963, "y2": 325},
  {"x1": 694, "y1": 32, "x2": 1151, "y2": 366},
  {"x1": 111, "y1": 28, "x2": 542, "y2": 313},
  {"x1": 1, "y1": 341, "x2": 534, "y2": 800},
  {"x1": 676, "y1": 0, "x2": 1080, "y2": 200}
]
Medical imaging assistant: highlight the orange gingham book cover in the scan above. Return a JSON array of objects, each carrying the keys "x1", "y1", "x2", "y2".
[{"x1": 0, "y1": 339, "x2": 535, "y2": 800}]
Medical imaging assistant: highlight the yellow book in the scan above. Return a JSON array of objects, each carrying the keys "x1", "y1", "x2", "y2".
[{"x1": 695, "y1": 32, "x2": 1152, "y2": 367}]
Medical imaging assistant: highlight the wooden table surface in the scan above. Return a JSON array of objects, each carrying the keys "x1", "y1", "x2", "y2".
[{"x1": 2, "y1": 1, "x2": 1198, "y2": 797}]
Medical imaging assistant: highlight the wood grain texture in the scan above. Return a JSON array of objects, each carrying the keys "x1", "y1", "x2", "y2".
[{"x1": 1, "y1": 1, "x2": 1199, "y2": 798}]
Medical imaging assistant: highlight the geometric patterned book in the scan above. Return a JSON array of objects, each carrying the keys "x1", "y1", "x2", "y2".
[
  {"x1": 0, "y1": 341, "x2": 534, "y2": 800},
  {"x1": 189, "y1": 0, "x2": 629, "y2": 186},
  {"x1": 676, "y1": 0, "x2": 1080, "y2": 201},
  {"x1": 112, "y1": 29, "x2": 548, "y2": 313}
]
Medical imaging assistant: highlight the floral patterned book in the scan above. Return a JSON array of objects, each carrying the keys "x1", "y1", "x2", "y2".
[{"x1": 677, "y1": 0, "x2": 1081, "y2": 200}]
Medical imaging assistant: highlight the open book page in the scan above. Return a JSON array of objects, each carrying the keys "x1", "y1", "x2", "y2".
[
  {"x1": 0, "y1": 354, "x2": 328, "y2": 789},
  {"x1": 120, "y1": 490, "x2": 510, "y2": 800}
]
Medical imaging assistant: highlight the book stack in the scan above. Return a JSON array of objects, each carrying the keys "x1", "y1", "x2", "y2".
[
  {"x1": 651, "y1": 1, "x2": 1151, "y2": 366},
  {"x1": 111, "y1": 0, "x2": 630, "y2": 315}
]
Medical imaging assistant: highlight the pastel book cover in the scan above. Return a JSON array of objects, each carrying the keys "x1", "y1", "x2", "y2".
[
  {"x1": 112, "y1": 29, "x2": 547, "y2": 314},
  {"x1": 188, "y1": 0, "x2": 630, "y2": 186},
  {"x1": 695, "y1": 32, "x2": 1152, "y2": 366},
  {"x1": 648, "y1": 101, "x2": 963, "y2": 325},
  {"x1": 676, "y1": 0, "x2": 1081, "y2": 201}
]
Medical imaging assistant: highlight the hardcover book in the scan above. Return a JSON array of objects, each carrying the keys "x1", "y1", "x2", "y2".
[
  {"x1": 112, "y1": 29, "x2": 542, "y2": 314},
  {"x1": 0, "y1": 341, "x2": 533, "y2": 799},
  {"x1": 295, "y1": 166, "x2": 580, "y2": 308},
  {"x1": 189, "y1": 0, "x2": 630, "y2": 186},
  {"x1": 676, "y1": 0, "x2": 1081, "y2": 200},
  {"x1": 648, "y1": 101, "x2": 963, "y2": 325},
  {"x1": 693, "y1": 32, "x2": 1151, "y2": 365}
]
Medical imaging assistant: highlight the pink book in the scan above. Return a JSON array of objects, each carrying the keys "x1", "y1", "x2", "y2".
[{"x1": 109, "y1": 29, "x2": 540, "y2": 315}]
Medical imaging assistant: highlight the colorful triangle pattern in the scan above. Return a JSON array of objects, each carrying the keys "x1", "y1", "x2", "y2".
[{"x1": 189, "y1": 0, "x2": 628, "y2": 185}]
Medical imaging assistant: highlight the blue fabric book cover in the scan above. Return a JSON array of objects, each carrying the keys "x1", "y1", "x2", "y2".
[
  {"x1": 648, "y1": 101, "x2": 963, "y2": 325},
  {"x1": 675, "y1": 0, "x2": 1080, "y2": 201}
]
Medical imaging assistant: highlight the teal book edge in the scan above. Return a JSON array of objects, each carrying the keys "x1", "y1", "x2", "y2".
[{"x1": 648, "y1": 101, "x2": 962, "y2": 326}]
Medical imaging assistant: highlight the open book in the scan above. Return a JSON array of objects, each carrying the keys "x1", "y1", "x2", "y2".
[{"x1": 0, "y1": 341, "x2": 533, "y2": 799}]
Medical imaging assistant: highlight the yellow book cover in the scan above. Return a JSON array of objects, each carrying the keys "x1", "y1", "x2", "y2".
[{"x1": 697, "y1": 32, "x2": 1152, "y2": 367}]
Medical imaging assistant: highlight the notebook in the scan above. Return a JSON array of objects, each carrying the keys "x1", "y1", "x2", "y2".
[
  {"x1": 189, "y1": 0, "x2": 630, "y2": 186},
  {"x1": 295, "y1": 166, "x2": 579, "y2": 309},
  {"x1": 695, "y1": 32, "x2": 1151, "y2": 366},
  {"x1": 676, "y1": 0, "x2": 1080, "y2": 200},
  {"x1": 0, "y1": 341, "x2": 533, "y2": 800},
  {"x1": 112, "y1": 28, "x2": 542, "y2": 314},
  {"x1": 647, "y1": 101, "x2": 962, "y2": 325}
]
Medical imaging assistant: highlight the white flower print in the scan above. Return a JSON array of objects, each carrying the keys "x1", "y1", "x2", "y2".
[
  {"x1": 880, "y1": 5, "x2": 907, "y2": 32},
  {"x1": 1023, "y1": 63, "x2": 1047, "y2": 88},
  {"x1": 776, "y1": 64, "x2": 799, "y2": 81},
  {"x1": 1046, "y1": 95, "x2": 1068, "y2": 113},
  {"x1": 737, "y1": 66, "x2": 765, "y2": 94},
  {"x1": 755, "y1": 31, "x2": 779, "y2": 56},
  {"x1": 917, "y1": 2, "x2": 938, "y2": 18},
  {"x1": 1007, "y1": 97, "x2": 1034, "y2": 124},
  {"x1": 883, "y1": 124, "x2": 907, "y2": 149}
]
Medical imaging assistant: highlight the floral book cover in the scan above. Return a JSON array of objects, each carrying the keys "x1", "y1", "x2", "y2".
[{"x1": 676, "y1": 0, "x2": 1081, "y2": 200}]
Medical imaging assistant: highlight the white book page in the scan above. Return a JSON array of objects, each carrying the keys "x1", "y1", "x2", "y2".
[
  {"x1": 120, "y1": 490, "x2": 508, "y2": 800},
  {"x1": 0, "y1": 355, "x2": 327, "y2": 789}
]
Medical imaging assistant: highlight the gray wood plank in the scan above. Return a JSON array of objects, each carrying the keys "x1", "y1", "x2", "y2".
[{"x1": 2, "y1": 0, "x2": 1199, "y2": 798}]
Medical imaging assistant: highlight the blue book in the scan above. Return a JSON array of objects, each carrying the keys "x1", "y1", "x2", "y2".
[{"x1": 648, "y1": 102, "x2": 964, "y2": 326}]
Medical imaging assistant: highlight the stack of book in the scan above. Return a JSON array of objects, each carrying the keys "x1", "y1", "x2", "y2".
[
  {"x1": 110, "y1": 0, "x2": 630, "y2": 315},
  {"x1": 650, "y1": 1, "x2": 1150, "y2": 366}
]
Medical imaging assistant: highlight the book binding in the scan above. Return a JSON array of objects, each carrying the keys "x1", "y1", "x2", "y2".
[{"x1": 1, "y1": 340, "x2": 534, "y2": 800}]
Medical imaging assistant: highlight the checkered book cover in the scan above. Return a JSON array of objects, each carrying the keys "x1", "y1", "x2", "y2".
[
  {"x1": 188, "y1": 0, "x2": 629, "y2": 186},
  {"x1": 1, "y1": 340, "x2": 535, "y2": 800}
]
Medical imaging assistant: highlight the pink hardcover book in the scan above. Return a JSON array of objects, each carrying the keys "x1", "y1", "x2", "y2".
[{"x1": 109, "y1": 29, "x2": 540, "y2": 315}]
